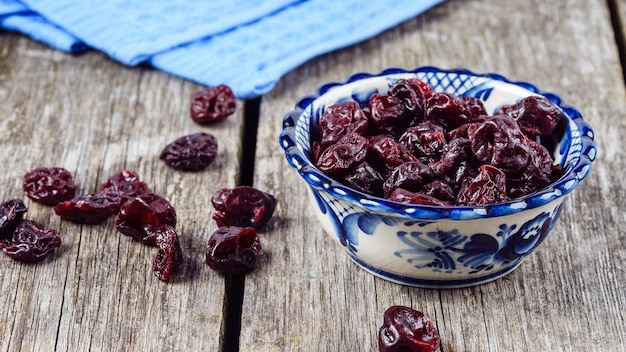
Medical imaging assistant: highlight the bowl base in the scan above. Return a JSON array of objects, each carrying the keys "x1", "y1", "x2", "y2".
[{"x1": 346, "y1": 253, "x2": 524, "y2": 289}]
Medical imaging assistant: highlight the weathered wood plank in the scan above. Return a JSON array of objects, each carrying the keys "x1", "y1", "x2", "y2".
[
  {"x1": 245, "y1": 0, "x2": 626, "y2": 351},
  {"x1": 0, "y1": 35, "x2": 242, "y2": 351}
]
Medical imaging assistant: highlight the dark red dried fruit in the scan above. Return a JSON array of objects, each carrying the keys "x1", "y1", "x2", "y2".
[
  {"x1": 369, "y1": 93, "x2": 411, "y2": 137},
  {"x1": 383, "y1": 161, "x2": 434, "y2": 198},
  {"x1": 153, "y1": 224, "x2": 183, "y2": 281},
  {"x1": 368, "y1": 134, "x2": 419, "y2": 177},
  {"x1": 212, "y1": 186, "x2": 277, "y2": 229},
  {"x1": 0, "y1": 219, "x2": 61, "y2": 262},
  {"x1": 429, "y1": 137, "x2": 477, "y2": 191},
  {"x1": 388, "y1": 79, "x2": 427, "y2": 124},
  {"x1": 422, "y1": 180, "x2": 456, "y2": 204},
  {"x1": 457, "y1": 164, "x2": 508, "y2": 206},
  {"x1": 408, "y1": 78, "x2": 434, "y2": 99},
  {"x1": 101, "y1": 169, "x2": 148, "y2": 203},
  {"x1": 160, "y1": 132, "x2": 219, "y2": 171},
  {"x1": 425, "y1": 92, "x2": 473, "y2": 130},
  {"x1": 190, "y1": 84, "x2": 237, "y2": 124},
  {"x1": 387, "y1": 188, "x2": 451, "y2": 207},
  {"x1": 205, "y1": 226, "x2": 261, "y2": 275},
  {"x1": 317, "y1": 133, "x2": 369, "y2": 176},
  {"x1": 497, "y1": 96, "x2": 564, "y2": 136},
  {"x1": 447, "y1": 121, "x2": 484, "y2": 140},
  {"x1": 507, "y1": 140, "x2": 562, "y2": 199},
  {"x1": 23, "y1": 167, "x2": 76, "y2": 205},
  {"x1": 115, "y1": 192, "x2": 177, "y2": 245},
  {"x1": 468, "y1": 115, "x2": 530, "y2": 174},
  {"x1": 398, "y1": 121, "x2": 447, "y2": 163},
  {"x1": 0, "y1": 199, "x2": 28, "y2": 242},
  {"x1": 311, "y1": 141, "x2": 324, "y2": 164},
  {"x1": 54, "y1": 192, "x2": 125, "y2": 225},
  {"x1": 379, "y1": 305, "x2": 440, "y2": 352},
  {"x1": 462, "y1": 96, "x2": 488, "y2": 119},
  {"x1": 319, "y1": 101, "x2": 369, "y2": 148},
  {"x1": 342, "y1": 161, "x2": 384, "y2": 197}
]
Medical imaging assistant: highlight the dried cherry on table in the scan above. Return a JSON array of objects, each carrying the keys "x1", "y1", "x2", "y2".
[
  {"x1": 205, "y1": 226, "x2": 261, "y2": 276},
  {"x1": 23, "y1": 167, "x2": 76, "y2": 206},
  {"x1": 0, "y1": 219, "x2": 61, "y2": 262},
  {"x1": 378, "y1": 305, "x2": 440, "y2": 352},
  {"x1": 160, "y1": 132, "x2": 219, "y2": 171},
  {"x1": 153, "y1": 224, "x2": 183, "y2": 281},
  {"x1": 0, "y1": 199, "x2": 28, "y2": 241},
  {"x1": 54, "y1": 192, "x2": 124, "y2": 225},
  {"x1": 211, "y1": 186, "x2": 277, "y2": 229},
  {"x1": 115, "y1": 192, "x2": 177, "y2": 245},
  {"x1": 101, "y1": 169, "x2": 149, "y2": 203},
  {"x1": 189, "y1": 84, "x2": 237, "y2": 125}
]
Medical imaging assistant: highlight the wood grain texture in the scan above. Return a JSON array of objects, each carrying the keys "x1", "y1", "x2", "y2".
[
  {"x1": 0, "y1": 36, "x2": 242, "y2": 351},
  {"x1": 245, "y1": 0, "x2": 626, "y2": 351},
  {"x1": 1, "y1": 0, "x2": 625, "y2": 351}
]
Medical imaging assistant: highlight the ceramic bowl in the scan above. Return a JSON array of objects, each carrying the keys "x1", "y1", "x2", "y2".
[{"x1": 279, "y1": 66, "x2": 596, "y2": 288}]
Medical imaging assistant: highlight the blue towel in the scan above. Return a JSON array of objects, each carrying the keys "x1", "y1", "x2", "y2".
[{"x1": 1, "y1": 0, "x2": 443, "y2": 98}]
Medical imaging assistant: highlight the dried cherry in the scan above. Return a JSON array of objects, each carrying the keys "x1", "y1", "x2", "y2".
[
  {"x1": 0, "y1": 219, "x2": 61, "y2": 262},
  {"x1": 468, "y1": 115, "x2": 530, "y2": 174},
  {"x1": 408, "y1": 78, "x2": 434, "y2": 99},
  {"x1": 387, "y1": 188, "x2": 451, "y2": 207},
  {"x1": 462, "y1": 96, "x2": 487, "y2": 119},
  {"x1": 160, "y1": 132, "x2": 218, "y2": 171},
  {"x1": 422, "y1": 180, "x2": 456, "y2": 204},
  {"x1": 211, "y1": 186, "x2": 277, "y2": 229},
  {"x1": 342, "y1": 161, "x2": 384, "y2": 197},
  {"x1": 428, "y1": 137, "x2": 477, "y2": 191},
  {"x1": 369, "y1": 93, "x2": 411, "y2": 136},
  {"x1": 506, "y1": 140, "x2": 559, "y2": 199},
  {"x1": 383, "y1": 161, "x2": 434, "y2": 198},
  {"x1": 388, "y1": 79, "x2": 427, "y2": 124},
  {"x1": 316, "y1": 133, "x2": 369, "y2": 176},
  {"x1": 379, "y1": 305, "x2": 440, "y2": 352},
  {"x1": 425, "y1": 92, "x2": 473, "y2": 130},
  {"x1": 23, "y1": 167, "x2": 76, "y2": 206},
  {"x1": 318, "y1": 101, "x2": 369, "y2": 148},
  {"x1": 457, "y1": 164, "x2": 508, "y2": 206},
  {"x1": 368, "y1": 134, "x2": 418, "y2": 177},
  {"x1": 398, "y1": 121, "x2": 447, "y2": 163},
  {"x1": 497, "y1": 95, "x2": 564, "y2": 136},
  {"x1": 115, "y1": 192, "x2": 177, "y2": 245},
  {"x1": 153, "y1": 224, "x2": 183, "y2": 281},
  {"x1": 101, "y1": 169, "x2": 148, "y2": 203},
  {"x1": 0, "y1": 199, "x2": 27, "y2": 242},
  {"x1": 54, "y1": 192, "x2": 124, "y2": 225},
  {"x1": 205, "y1": 226, "x2": 261, "y2": 275},
  {"x1": 190, "y1": 84, "x2": 237, "y2": 124}
]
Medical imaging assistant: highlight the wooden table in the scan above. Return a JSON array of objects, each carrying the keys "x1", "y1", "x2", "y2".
[{"x1": 1, "y1": 1, "x2": 625, "y2": 351}]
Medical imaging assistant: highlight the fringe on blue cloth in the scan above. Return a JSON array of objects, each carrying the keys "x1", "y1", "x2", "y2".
[{"x1": 0, "y1": 0, "x2": 443, "y2": 98}]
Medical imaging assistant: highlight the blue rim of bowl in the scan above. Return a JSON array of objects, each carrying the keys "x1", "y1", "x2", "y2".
[{"x1": 279, "y1": 66, "x2": 597, "y2": 220}]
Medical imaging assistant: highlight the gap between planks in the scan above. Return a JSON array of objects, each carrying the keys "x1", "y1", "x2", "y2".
[
  {"x1": 607, "y1": 0, "x2": 626, "y2": 86},
  {"x1": 220, "y1": 97, "x2": 261, "y2": 352}
]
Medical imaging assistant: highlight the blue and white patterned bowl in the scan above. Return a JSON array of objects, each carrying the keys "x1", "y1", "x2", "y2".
[{"x1": 279, "y1": 66, "x2": 596, "y2": 288}]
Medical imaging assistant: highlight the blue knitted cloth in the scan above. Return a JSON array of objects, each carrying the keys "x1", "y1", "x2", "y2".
[{"x1": 0, "y1": 0, "x2": 443, "y2": 98}]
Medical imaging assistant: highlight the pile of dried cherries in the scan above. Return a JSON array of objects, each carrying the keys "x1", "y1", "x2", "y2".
[{"x1": 312, "y1": 78, "x2": 565, "y2": 206}]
